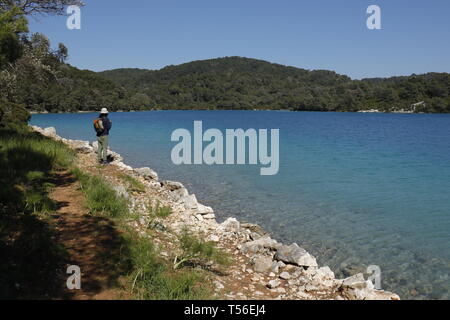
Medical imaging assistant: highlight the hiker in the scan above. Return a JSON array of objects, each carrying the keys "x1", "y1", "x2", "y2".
[{"x1": 94, "y1": 108, "x2": 112, "y2": 165}]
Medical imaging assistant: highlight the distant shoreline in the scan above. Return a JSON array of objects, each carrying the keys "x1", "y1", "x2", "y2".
[{"x1": 29, "y1": 109, "x2": 430, "y2": 115}]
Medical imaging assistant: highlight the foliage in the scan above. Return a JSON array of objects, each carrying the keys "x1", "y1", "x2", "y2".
[
  {"x1": 125, "y1": 234, "x2": 212, "y2": 300},
  {"x1": 100, "y1": 57, "x2": 450, "y2": 113},
  {"x1": 120, "y1": 173, "x2": 146, "y2": 193},
  {"x1": 0, "y1": 0, "x2": 84, "y2": 16},
  {"x1": 173, "y1": 228, "x2": 230, "y2": 270},
  {"x1": 0, "y1": 127, "x2": 73, "y2": 298},
  {"x1": 71, "y1": 168, "x2": 129, "y2": 218},
  {"x1": 0, "y1": 100, "x2": 29, "y2": 130},
  {"x1": 0, "y1": 6, "x2": 27, "y2": 69},
  {"x1": 144, "y1": 201, "x2": 172, "y2": 230}
]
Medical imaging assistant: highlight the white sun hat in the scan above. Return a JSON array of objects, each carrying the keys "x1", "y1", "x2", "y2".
[{"x1": 100, "y1": 108, "x2": 109, "y2": 114}]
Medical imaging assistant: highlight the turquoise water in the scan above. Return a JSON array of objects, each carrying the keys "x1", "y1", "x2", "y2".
[{"x1": 31, "y1": 111, "x2": 450, "y2": 299}]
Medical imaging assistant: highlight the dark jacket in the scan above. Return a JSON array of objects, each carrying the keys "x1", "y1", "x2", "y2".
[{"x1": 97, "y1": 115, "x2": 112, "y2": 137}]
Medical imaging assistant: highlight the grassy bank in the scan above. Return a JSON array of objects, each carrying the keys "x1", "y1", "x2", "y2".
[
  {"x1": 0, "y1": 127, "x2": 219, "y2": 300},
  {"x1": 0, "y1": 128, "x2": 75, "y2": 298},
  {"x1": 71, "y1": 168, "x2": 216, "y2": 299}
]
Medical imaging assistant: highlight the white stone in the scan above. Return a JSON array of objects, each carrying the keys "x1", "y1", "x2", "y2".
[
  {"x1": 240, "y1": 236, "x2": 281, "y2": 254},
  {"x1": 134, "y1": 167, "x2": 158, "y2": 181},
  {"x1": 196, "y1": 203, "x2": 214, "y2": 215},
  {"x1": 164, "y1": 180, "x2": 185, "y2": 191},
  {"x1": 274, "y1": 243, "x2": 318, "y2": 267},
  {"x1": 280, "y1": 272, "x2": 291, "y2": 280},
  {"x1": 42, "y1": 127, "x2": 57, "y2": 138},
  {"x1": 252, "y1": 256, "x2": 274, "y2": 273},
  {"x1": 182, "y1": 194, "x2": 198, "y2": 210},
  {"x1": 220, "y1": 217, "x2": 241, "y2": 232},
  {"x1": 203, "y1": 213, "x2": 216, "y2": 220},
  {"x1": 208, "y1": 235, "x2": 220, "y2": 242},
  {"x1": 267, "y1": 280, "x2": 281, "y2": 289}
]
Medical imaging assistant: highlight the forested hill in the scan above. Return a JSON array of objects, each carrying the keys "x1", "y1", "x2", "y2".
[{"x1": 99, "y1": 57, "x2": 450, "y2": 113}]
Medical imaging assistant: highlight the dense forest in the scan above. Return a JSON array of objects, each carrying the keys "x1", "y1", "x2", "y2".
[
  {"x1": 100, "y1": 58, "x2": 450, "y2": 113},
  {"x1": 2, "y1": 0, "x2": 450, "y2": 132}
]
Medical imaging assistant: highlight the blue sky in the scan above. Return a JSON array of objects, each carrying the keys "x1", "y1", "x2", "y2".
[{"x1": 28, "y1": 0, "x2": 450, "y2": 79}]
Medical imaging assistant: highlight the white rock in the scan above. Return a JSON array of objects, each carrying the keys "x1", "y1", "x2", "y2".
[
  {"x1": 196, "y1": 203, "x2": 214, "y2": 215},
  {"x1": 240, "y1": 236, "x2": 281, "y2": 254},
  {"x1": 220, "y1": 218, "x2": 241, "y2": 232},
  {"x1": 182, "y1": 194, "x2": 198, "y2": 210},
  {"x1": 208, "y1": 235, "x2": 220, "y2": 242},
  {"x1": 252, "y1": 256, "x2": 274, "y2": 273},
  {"x1": 341, "y1": 274, "x2": 377, "y2": 300},
  {"x1": 135, "y1": 167, "x2": 158, "y2": 181},
  {"x1": 270, "y1": 261, "x2": 279, "y2": 273},
  {"x1": 267, "y1": 280, "x2": 281, "y2": 289},
  {"x1": 172, "y1": 187, "x2": 189, "y2": 201},
  {"x1": 280, "y1": 272, "x2": 291, "y2": 280},
  {"x1": 312, "y1": 266, "x2": 335, "y2": 282},
  {"x1": 163, "y1": 180, "x2": 185, "y2": 191},
  {"x1": 203, "y1": 213, "x2": 216, "y2": 220},
  {"x1": 274, "y1": 243, "x2": 318, "y2": 267},
  {"x1": 42, "y1": 127, "x2": 57, "y2": 138},
  {"x1": 91, "y1": 141, "x2": 99, "y2": 152},
  {"x1": 67, "y1": 140, "x2": 92, "y2": 153},
  {"x1": 115, "y1": 162, "x2": 133, "y2": 171}
]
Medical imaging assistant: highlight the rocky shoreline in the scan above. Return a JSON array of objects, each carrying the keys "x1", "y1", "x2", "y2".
[{"x1": 30, "y1": 125, "x2": 401, "y2": 300}]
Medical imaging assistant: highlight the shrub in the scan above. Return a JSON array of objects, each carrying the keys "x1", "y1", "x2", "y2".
[
  {"x1": 145, "y1": 201, "x2": 172, "y2": 230},
  {"x1": 120, "y1": 173, "x2": 146, "y2": 193},
  {"x1": 126, "y1": 234, "x2": 211, "y2": 300},
  {"x1": 173, "y1": 228, "x2": 230, "y2": 270},
  {"x1": 72, "y1": 168, "x2": 129, "y2": 218}
]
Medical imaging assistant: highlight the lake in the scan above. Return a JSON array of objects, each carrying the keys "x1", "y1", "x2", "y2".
[{"x1": 31, "y1": 110, "x2": 450, "y2": 300}]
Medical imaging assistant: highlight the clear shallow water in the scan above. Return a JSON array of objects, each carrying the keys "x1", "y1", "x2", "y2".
[{"x1": 31, "y1": 111, "x2": 450, "y2": 299}]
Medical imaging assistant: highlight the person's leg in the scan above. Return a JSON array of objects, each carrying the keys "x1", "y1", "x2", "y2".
[
  {"x1": 97, "y1": 137, "x2": 103, "y2": 163},
  {"x1": 103, "y1": 135, "x2": 109, "y2": 162}
]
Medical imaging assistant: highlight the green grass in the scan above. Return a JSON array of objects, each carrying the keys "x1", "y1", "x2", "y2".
[
  {"x1": 0, "y1": 128, "x2": 74, "y2": 299},
  {"x1": 126, "y1": 234, "x2": 212, "y2": 300},
  {"x1": 144, "y1": 201, "x2": 173, "y2": 230},
  {"x1": 0, "y1": 128, "x2": 218, "y2": 300},
  {"x1": 71, "y1": 169, "x2": 214, "y2": 300},
  {"x1": 71, "y1": 168, "x2": 129, "y2": 218},
  {"x1": 0, "y1": 128, "x2": 74, "y2": 215},
  {"x1": 174, "y1": 228, "x2": 231, "y2": 270},
  {"x1": 120, "y1": 174, "x2": 146, "y2": 193}
]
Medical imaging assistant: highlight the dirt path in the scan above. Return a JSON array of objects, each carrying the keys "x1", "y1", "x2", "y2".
[{"x1": 49, "y1": 171, "x2": 130, "y2": 300}]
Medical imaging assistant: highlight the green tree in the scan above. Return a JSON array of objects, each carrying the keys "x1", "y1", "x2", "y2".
[
  {"x1": 0, "y1": 6, "x2": 27, "y2": 69},
  {"x1": 0, "y1": 0, "x2": 84, "y2": 16}
]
